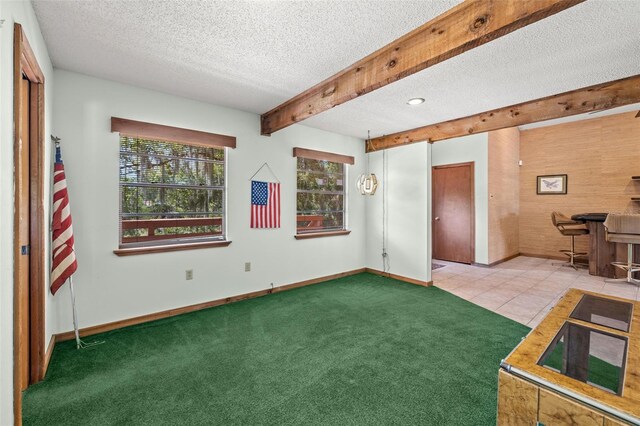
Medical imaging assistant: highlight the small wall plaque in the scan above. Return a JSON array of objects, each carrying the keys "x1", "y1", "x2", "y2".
[{"x1": 537, "y1": 174, "x2": 567, "y2": 195}]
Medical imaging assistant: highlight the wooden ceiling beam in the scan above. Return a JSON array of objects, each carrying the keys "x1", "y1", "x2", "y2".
[
  {"x1": 367, "y1": 74, "x2": 640, "y2": 152},
  {"x1": 260, "y1": 0, "x2": 584, "y2": 136}
]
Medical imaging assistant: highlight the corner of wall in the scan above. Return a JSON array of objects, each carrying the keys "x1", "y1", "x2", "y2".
[
  {"x1": 365, "y1": 143, "x2": 431, "y2": 283},
  {"x1": 487, "y1": 128, "x2": 521, "y2": 264}
]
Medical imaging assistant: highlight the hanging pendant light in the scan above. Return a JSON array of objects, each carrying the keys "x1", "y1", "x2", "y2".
[
  {"x1": 357, "y1": 131, "x2": 378, "y2": 195},
  {"x1": 357, "y1": 172, "x2": 378, "y2": 195}
]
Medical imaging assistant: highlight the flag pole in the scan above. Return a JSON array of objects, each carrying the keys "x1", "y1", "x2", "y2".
[
  {"x1": 51, "y1": 135, "x2": 104, "y2": 350},
  {"x1": 69, "y1": 276, "x2": 81, "y2": 349},
  {"x1": 67, "y1": 275, "x2": 104, "y2": 349}
]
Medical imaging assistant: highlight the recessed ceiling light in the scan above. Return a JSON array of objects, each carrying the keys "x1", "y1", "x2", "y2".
[{"x1": 407, "y1": 97, "x2": 425, "y2": 106}]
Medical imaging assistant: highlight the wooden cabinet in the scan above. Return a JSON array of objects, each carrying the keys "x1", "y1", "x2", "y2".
[
  {"x1": 538, "y1": 389, "x2": 603, "y2": 426},
  {"x1": 497, "y1": 370, "x2": 538, "y2": 425},
  {"x1": 496, "y1": 374, "x2": 631, "y2": 426},
  {"x1": 497, "y1": 289, "x2": 640, "y2": 426},
  {"x1": 605, "y1": 416, "x2": 629, "y2": 426}
]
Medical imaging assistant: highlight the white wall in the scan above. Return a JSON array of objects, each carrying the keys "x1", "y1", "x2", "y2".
[
  {"x1": 365, "y1": 143, "x2": 432, "y2": 283},
  {"x1": 0, "y1": 1, "x2": 54, "y2": 423},
  {"x1": 50, "y1": 69, "x2": 366, "y2": 334},
  {"x1": 432, "y1": 133, "x2": 489, "y2": 265}
]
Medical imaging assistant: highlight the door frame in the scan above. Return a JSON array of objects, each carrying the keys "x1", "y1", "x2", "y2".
[
  {"x1": 13, "y1": 22, "x2": 47, "y2": 423},
  {"x1": 431, "y1": 161, "x2": 475, "y2": 264}
]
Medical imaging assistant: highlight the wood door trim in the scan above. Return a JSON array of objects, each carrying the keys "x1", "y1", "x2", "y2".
[
  {"x1": 28, "y1": 80, "x2": 46, "y2": 383},
  {"x1": 16, "y1": 24, "x2": 44, "y2": 84},
  {"x1": 13, "y1": 22, "x2": 46, "y2": 425},
  {"x1": 433, "y1": 161, "x2": 475, "y2": 170},
  {"x1": 432, "y1": 161, "x2": 475, "y2": 263}
]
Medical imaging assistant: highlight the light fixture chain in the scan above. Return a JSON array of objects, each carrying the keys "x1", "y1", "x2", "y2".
[
  {"x1": 382, "y1": 149, "x2": 389, "y2": 273},
  {"x1": 366, "y1": 130, "x2": 371, "y2": 175}
]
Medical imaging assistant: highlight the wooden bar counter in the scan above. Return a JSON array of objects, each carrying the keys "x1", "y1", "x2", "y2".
[
  {"x1": 572, "y1": 213, "x2": 617, "y2": 277},
  {"x1": 572, "y1": 213, "x2": 640, "y2": 278},
  {"x1": 498, "y1": 289, "x2": 640, "y2": 425}
]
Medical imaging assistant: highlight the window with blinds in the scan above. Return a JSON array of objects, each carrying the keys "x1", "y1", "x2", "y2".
[
  {"x1": 296, "y1": 157, "x2": 346, "y2": 234},
  {"x1": 119, "y1": 136, "x2": 226, "y2": 247}
]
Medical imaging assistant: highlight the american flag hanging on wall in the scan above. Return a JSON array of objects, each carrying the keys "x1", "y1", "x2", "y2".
[
  {"x1": 251, "y1": 181, "x2": 280, "y2": 228},
  {"x1": 50, "y1": 145, "x2": 78, "y2": 295}
]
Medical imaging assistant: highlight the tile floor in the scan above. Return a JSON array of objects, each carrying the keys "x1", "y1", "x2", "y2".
[{"x1": 432, "y1": 255, "x2": 640, "y2": 329}]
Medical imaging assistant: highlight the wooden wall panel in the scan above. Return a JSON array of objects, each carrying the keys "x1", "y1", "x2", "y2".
[
  {"x1": 519, "y1": 112, "x2": 640, "y2": 259},
  {"x1": 604, "y1": 416, "x2": 628, "y2": 426},
  {"x1": 538, "y1": 388, "x2": 604, "y2": 426},
  {"x1": 488, "y1": 128, "x2": 520, "y2": 264},
  {"x1": 497, "y1": 369, "x2": 538, "y2": 425}
]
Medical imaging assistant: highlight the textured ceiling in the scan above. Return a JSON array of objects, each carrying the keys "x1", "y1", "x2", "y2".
[
  {"x1": 33, "y1": 0, "x2": 640, "y2": 140},
  {"x1": 32, "y1": 0, "x2": 458, "y2": 121},
  {"x1": 303, "y1": 0, "x2": 640, "y2": 138}
]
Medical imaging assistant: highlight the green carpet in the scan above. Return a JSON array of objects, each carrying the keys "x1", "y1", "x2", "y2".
[{"x1": 24, "y1": 273, "x2": 529, "y2": 425}]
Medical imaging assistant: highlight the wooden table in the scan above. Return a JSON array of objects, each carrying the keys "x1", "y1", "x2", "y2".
[{"x1": 498, "y1": 289, "x2": 640, "y2": 425}]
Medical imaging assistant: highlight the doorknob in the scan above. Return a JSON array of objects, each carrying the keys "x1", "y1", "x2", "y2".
[{"x1": 435, "y1": 217, "x2": 440, "y2": 221}]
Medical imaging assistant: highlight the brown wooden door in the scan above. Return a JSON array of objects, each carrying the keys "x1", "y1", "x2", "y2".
[
  {"x1": 17, "y1": 76, "x2": 31, "y2": 391},
  {"x1": 432, "y1": 162, "x2": 474, "y2": 264}
]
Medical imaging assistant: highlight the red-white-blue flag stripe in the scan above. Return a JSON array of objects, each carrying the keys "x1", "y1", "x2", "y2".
[
  {"x1": 250, "y1": 181, "x2": 280, "y2": 228},
  {"x1": 51, "y1": 147, "x2": 77, "y2": 294}
]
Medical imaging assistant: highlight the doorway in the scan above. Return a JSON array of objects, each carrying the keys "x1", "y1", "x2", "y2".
[
  {"x1": 14, "y1": 23, "x2": 47, "y2": 423},
  {"x1": 432, "y1": 162, "x2": 475, "y2": 264}
]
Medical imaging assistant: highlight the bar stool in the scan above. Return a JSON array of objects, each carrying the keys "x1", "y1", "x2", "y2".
[
  {"x1": 604, "y1": 213, "x2": 640, "y2": 285},
  {"x1": 551, "y1": 211, "x2": 589, "y2": 270}
]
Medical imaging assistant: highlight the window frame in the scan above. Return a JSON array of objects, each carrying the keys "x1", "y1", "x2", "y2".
[
  {"x1": 293, "y1": 147, "x2": 354, "y2": 239},
  {"x1": 112, "y1": 118, "x2": 235, "y2": 255}
]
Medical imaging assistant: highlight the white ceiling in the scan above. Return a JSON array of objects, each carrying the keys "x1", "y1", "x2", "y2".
[{"x1": 32, "y1": 0, "x2": 640, "y2": 140}]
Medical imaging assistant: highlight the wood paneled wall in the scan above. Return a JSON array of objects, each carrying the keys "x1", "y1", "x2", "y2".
[
  {"x1": 488, "y1": 127, "x2": 520, "y2": 264},
  {"x1": 519, "y1": 111, "x2": 640, "y2": 259}
]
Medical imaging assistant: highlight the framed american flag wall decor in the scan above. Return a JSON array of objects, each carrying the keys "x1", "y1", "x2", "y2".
[
  {"x1": 249, "y1": 162, "x2": 281, "y2": 229},
  {"x1": 250, "y1": 180, "x2": 281, "y2": 228},
  {"x1": 536, "y1": 174, "x2": 567, "y2": 195}
]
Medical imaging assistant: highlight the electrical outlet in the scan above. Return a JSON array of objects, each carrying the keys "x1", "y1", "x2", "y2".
[
  {"x1": 185, "y1": 269, "x2": 193, "y2": 280},
  {"x1": 245, "y1": 262, "x2": 251, "y2": 272}
]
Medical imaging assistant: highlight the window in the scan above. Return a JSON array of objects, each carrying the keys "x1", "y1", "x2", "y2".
[
  {"x1": 294, "y1": 148, "x2": 354, "y2": 237},
  {"x1": 112, "y1": 117, "x2": 236, "y2": 253},
  {"x1": 119, "y1": 137, "x2": 226, "y2": 247}
]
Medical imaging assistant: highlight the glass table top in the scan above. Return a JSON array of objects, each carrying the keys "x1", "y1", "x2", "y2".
[
  {"x1": 570, "y1": 294, "x2": 633, "y2": 332},
  {"x1": 539, "y1": 322, "x2": 627, "y2": 395}
]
